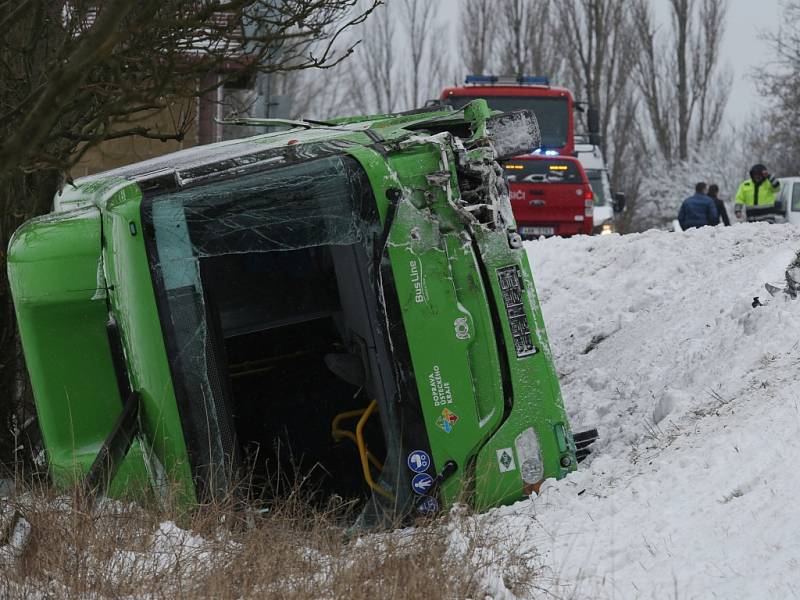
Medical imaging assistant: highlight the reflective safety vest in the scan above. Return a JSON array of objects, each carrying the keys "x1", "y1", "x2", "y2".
[{"x1": 735, "y1": 178, "x2": 779, "y2": 207}]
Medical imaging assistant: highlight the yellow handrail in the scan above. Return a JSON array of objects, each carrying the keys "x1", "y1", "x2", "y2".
[
  {"x1": 331, "y1": 408, "x2": 383, "y2": 471},
  {"x1": 355, "y1": 400, "x2": 394, "y2": 500},
  {"x1": 331, "y1": 408, "x2": 369, "y2": 435},
  {"x1": 330, "y1": 403, "x2": 394, "y2": 500}
]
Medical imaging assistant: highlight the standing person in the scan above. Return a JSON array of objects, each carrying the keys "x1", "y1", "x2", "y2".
[
  {"x1": 678, "y1": 182, "x2": 719, "y2": 230},
  {"x1": 707, "y1": 184, "x2": 730, "y2": 226},
  {"x1": 734, "y1": 164, "x2": 780, "y2": 221}
]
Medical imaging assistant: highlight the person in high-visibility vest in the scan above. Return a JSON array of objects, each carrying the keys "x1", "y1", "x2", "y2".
[{"x1": 734, "y1": 163, "x2": 780, "y2": 220}]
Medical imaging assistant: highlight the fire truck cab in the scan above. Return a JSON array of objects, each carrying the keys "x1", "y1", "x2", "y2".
[{"x1": 441, "y1": 75, "x2": 575, "y2": 156}]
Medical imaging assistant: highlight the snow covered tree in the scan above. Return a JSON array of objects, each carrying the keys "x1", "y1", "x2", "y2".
[
  {"x1": 624, "y1": 134, "x2": 749, "y2": 231},
  {"x1": 459, "y1": 0, "x2": 498, "y2": 76},
  {"x1": 753, "y1": 0, "x2": 800, "y2": 176},
  {"x1": 339, "y1": 0, "x2": 451, "y2": 115}
]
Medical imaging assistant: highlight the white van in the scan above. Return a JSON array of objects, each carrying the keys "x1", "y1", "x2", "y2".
[
  {"x1": 744, "y1": 177, "x2": 800, "y2": 225},
  {"x1": 777, "y1": 177, "x2": 800, "y2": 226},
  {"x1": 574, "y1": 142, "x2": 625, "y2": 234}
]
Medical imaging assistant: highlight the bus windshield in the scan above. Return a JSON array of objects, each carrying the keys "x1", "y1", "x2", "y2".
[
  {"x1": 141, "y1": 155, "x2": 408, "y2": 516},
  {"x1": 446, "y1": 95, "x2": 569, "y2": 149}
]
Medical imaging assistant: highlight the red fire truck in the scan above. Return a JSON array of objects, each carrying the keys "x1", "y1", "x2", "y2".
[
  {"x1": 441, "y1": 75, "x2": 589, "y2": 236},
  {"x1": 441, "y1": 75, "x2": 576, "y2": 156}
]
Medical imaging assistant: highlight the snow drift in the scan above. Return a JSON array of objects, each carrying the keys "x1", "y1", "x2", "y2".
[{"x1": 484, "y1": 223, "x2": 800, "y2": 599}]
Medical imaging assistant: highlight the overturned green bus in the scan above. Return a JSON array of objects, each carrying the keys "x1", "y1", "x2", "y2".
[{"x1": 8, "y1": 100, "x2": 585, "y2": 523}]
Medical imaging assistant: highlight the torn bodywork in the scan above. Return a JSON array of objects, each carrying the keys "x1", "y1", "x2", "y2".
[{"x1": 8, "y1": 100, "x2": 577, "y2": 524}]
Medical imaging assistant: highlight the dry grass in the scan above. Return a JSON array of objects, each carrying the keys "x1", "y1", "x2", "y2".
[{"x1": 0, "y1": 480, "x2": 542, "y2": 600}]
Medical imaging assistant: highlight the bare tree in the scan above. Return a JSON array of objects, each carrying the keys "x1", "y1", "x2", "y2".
[
  {"x1": 0, "y1": 0, "x2": 379, "y2": 175},
  {"x1": 281, "y1": 66, "x2": 353, "y2": 120},
  {"x1": 345, "y1": 0, "x2": 451, "y2": 114},
  {"x1": 631, "y1": 2, "x2": 675, "y2": 162},
  {"x1": 346, "y1": 3, "x2": 396, "y2": 114},
  {"x1": 459, "y1": 0, "x2": 497, "y2": 75},
  {"x1": 692, "y1": 0, "x2": 730, "y2": 144},
  {"x1": 674, "y1": 0, "x2": 691, "y2": 160},
  {"x1": 496, "y1": 0, "x2": 564, "y2": 79},
  {"x1": 631, "y1": 0, "x2": 730, "y2": 163},
  {"x1": 556, "y1": 0, "x2": 639, "y2": 192},
  {"x1": 402, "y1": 0, "x2": 443, "y2": 109},
  {"x1": 753, "y1": 0, "x2": 800, "y2": 175}
]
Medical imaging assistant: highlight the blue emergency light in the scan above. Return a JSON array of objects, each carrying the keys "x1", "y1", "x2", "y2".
[
  {"x1": 518, "y1": 75, "x2": 550, "y2": 85},
  {"x1": 532, "y1": 148, "x2": 560, "y2": 156},
  {"x1": 465, "y1": 74, "x2": 498, "y2": 84},
  {"x1": 465, "y1": 74, "x2": 550, "y2": 86}
]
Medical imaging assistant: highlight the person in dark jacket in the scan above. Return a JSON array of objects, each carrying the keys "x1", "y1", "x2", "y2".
[
  {"x1": 707, "y1": 184, "x2": 730, "y2": 226},
  {"x1": 678, "y1": 182, "x2": 719, "y2": 230}
]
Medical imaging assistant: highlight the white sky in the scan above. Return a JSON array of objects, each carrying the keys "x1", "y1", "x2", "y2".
[{"x1": 436, "y1": 0, "x2": 783, "y2": 126}]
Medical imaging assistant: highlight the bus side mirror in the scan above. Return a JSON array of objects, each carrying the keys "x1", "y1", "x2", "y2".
[
  {"x1": 613, "y1": 192, "x2": 626, "y2": 213},
  {"x1": 485, "y1": 110, "x2": 541, "y2": 161}
]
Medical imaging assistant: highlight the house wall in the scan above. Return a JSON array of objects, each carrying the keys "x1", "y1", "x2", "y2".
[
  {"x1": 72, "y1": 98, "x2": 200, "y2": 177},
  {"x1": 72, "y1": 73, "x2": 287, "y2": 177}
]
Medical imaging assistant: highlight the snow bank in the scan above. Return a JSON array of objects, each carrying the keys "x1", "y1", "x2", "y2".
[{"x1": 483, "y1": 223, "x2": 800, "y2": 599}]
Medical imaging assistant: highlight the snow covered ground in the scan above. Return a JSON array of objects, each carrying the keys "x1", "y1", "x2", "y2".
[{"x1": 480, "y1": 223, "x2": 800, "y2": 599}]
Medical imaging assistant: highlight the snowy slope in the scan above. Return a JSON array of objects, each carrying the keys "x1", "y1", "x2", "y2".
[{"x1": 482, "y1": 223, "x2": 800, "y2": 599}]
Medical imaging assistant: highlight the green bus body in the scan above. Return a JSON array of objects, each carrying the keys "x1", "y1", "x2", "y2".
[{"x1": 8, "y1": 101, "x2": 577, "y2": 518}]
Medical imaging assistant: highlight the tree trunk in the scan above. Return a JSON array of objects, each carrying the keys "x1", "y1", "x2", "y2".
[{"x1": 672, "y1": 0, "x2": 691, "y2": 161}]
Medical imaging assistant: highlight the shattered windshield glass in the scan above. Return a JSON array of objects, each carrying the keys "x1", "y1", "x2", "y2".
[
  {"x1": 141, "y1": 154, "x2": 409, "y2": 520},
  {"x1": 152, "y1": 155, "x2": 366, "y2": 261}
]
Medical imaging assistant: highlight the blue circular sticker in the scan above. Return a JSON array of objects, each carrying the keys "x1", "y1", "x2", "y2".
[
  {"x1": 407, "y1": 450, "x2": 431, "y2": 474},
  {"x1": 411, "y1": 472, "x2": 434, "y2": 495},
  {"x1": 416, "y1": 496, "x2": 439, "y2": 515}
]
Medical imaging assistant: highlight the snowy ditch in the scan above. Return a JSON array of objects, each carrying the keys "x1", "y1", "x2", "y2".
[
  {"x1": 3, "y1": 222, "x2": 800, "y2": 599},
  {"x1": 513, "y1": 222, "x2": 800, "y2": 599}
]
